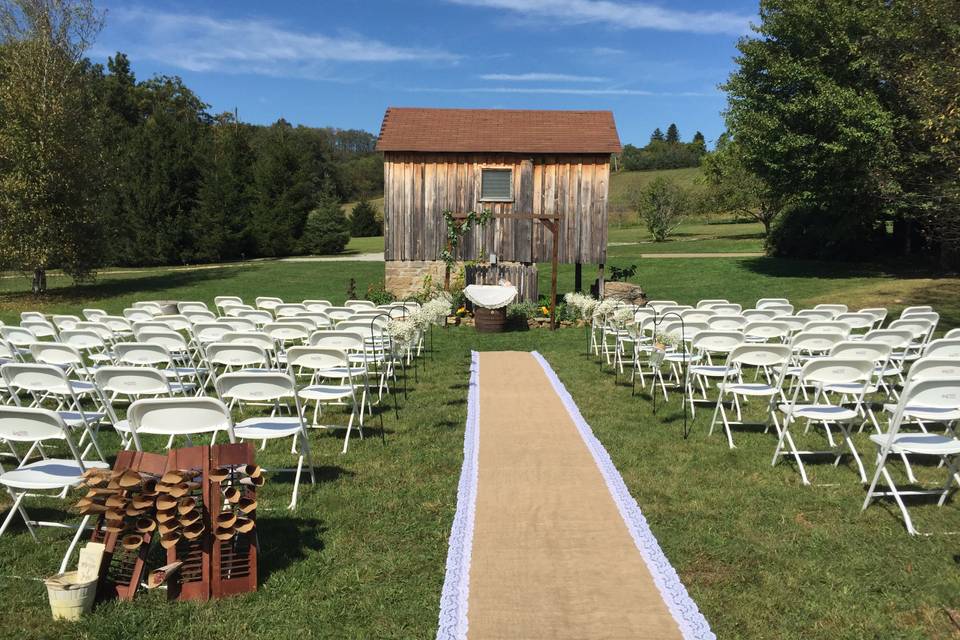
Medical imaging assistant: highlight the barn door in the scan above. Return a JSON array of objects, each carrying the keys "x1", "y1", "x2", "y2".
[{"x1": 515, "y1": 159, "x2": 534, "y2": 263}]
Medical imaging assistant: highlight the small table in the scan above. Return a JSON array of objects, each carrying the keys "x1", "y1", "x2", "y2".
[{"x1": 464, "y1": 285, "x2": 518, "y2": 333}]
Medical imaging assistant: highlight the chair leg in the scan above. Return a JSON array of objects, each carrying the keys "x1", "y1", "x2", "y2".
[
  {"x1": 288, "y1": 455, "x2": 304, "y2": 510},
  {"x1": 60, "y1": 515, "x2": 91, "y2": 574}
]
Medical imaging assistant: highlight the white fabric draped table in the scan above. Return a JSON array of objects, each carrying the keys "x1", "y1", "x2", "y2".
[{"x1": 463, "y1": 284, "x2": 518, "y2": 310}]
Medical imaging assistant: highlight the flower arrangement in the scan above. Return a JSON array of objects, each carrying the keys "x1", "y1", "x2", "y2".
[
  {"x1": 594, "y1": 298, "x2": 620, "y2": 318},
  {"x1": 420, "y1": 295, "x2": 453, "y2": 326},
  {"x1": 387, "y1": 318, "x2": 417, "y2": 348},
  {"x1": 612, "y1": 306, "x2": 637, "y2": 327},
  {"x1": 563, "y1": 292, "x2": 598, "y2": 319}
]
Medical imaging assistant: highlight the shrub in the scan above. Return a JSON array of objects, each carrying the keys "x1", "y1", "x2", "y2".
[
  {"x1": 300, "y1": 195, "x2": 350, "y2": 255},
  {"x1": 350, "y1": 199, "x2": 382, "y2": 237},
  {"x1": 365, "y1": 281, "x2": 395, "y2": 305},
  {"x1": 506, "y1": 301, "x2": 538, "y2": 321},
  {"x1": 635, "y1": 177, "x2": 689, "y2": 242}
]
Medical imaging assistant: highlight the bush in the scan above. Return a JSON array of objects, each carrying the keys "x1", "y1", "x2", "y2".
[
  {"x1": 350, "y1": 199, "x2": 382, "y2": 237},
  {"x1": 365, "y1": 281, "x2": 395, "y2": 305},
  {"x1": 300, "y1": 195, "x2": 350, "y2": 255},
  {"x1": 635, "y1": 177, "x2": 689, "y2": 242}
]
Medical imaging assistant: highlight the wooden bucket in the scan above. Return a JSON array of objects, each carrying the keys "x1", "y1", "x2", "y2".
[{"x1": 474, "y1": 307, "x2": 507, "y2": 333}]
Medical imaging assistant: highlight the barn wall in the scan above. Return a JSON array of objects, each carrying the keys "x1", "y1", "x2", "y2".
[{"x1": 383, "y1": 152, "x2": 609, "y2": 264}]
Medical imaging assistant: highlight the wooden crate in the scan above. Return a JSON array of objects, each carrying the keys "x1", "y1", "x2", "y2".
[
  {"x1": 209, "y1": 442, "x2": 259, "y2": 598},
  {"x1": 164, "y1": 445, "x2": 212, "y2": 602},
  {"x1": 94, "y1": 450, "x2": 168, "y2": 602}
]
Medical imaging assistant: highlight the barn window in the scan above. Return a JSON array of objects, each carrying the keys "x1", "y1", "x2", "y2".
[{"x1": 480, "y1": 168, "x2": 513, "y2": 201}]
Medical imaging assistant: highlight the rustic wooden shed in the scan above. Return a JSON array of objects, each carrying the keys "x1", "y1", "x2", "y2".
[{"x1": 376, "y1": 107, "x2": 621, "y2": 301}]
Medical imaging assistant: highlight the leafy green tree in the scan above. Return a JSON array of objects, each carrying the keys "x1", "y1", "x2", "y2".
[
  {"x1": 665, "y1": 123, "x2": 680, "y2": 144},
  {"x1": 300, "y1": 192, "x2": 349, "y2": 255},
  {"x1": 635, "y1": 177, "x2": 688, "y2": 242},
  {"x1": 650, "y1": 127, "x2": 665, "y2": 142},
  {"x1": 0, "y1": 0, "x2": 105, "y2": 292},
  {"x1": 250, "y1": 119, "x2": 318, "y2": 256},
  {"x1": 702, "y1": 133, "x2": 782, "y2": 239},
  {"x1": 349, "y1": 198, "x2": 381, "y2": 237}
]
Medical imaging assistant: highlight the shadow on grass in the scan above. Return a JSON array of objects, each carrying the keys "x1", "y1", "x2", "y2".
[
  {"x1": 0, "y1": 266, "x2": 252, "y2": 305},
  {"x1": 740, "y1": 257, "x2": 905, "y2": 280},
  {"x1": 258, "y1": 516, "x2": 327, "y2": 582}
]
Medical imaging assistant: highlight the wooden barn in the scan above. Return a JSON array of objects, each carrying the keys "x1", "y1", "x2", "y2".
[{"x1": 375, "y1": 107, "x2": 621, "y2": 301}]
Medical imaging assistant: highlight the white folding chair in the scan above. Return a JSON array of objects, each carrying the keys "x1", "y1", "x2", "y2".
[
  {"x1": 0, "y1": 406, "x2": 108, "y2": 572},
  {"x1": 81, "y1": 308, "x2": 108, "y2": 321},
  {"x1": 287, "y1": 347, "x2": 364, "y2": 454},
  {"x1": 51, "y1": 315, "x2": 81, "y2": 332},
  {"x1": 796, "y1": 309, "x2": 835, "y2": 321},
  {"x1": 215, "y1": 372, "x2": 316, "y2": 509},
  {"x1": 214, "y1": 296, "x2": 244, "y2": 313},
  {"x1": 127, "y1": 397, "x2": 234, "y2": 451},
  {"x1": 863, "y1": 378, "x2": 960, "y2": 534},
  {"x1": 774, "y1": 358, "x2": 875, "y2": 484},
  {"x1": 177, "y1": 301, "x2": 209, "y2": 314},
  {"x1": 255, "y1": 296, "x2": 284, "y2": 311},
  {"x1": 743, "y1": 309, "x2": 777, "y2": 321},
  {"x1": 697, "y1": 299, "x2": 729, "y2": 309},
  {"x1": 274, "y1": 303, "x2": 308, "y2": 318},
  {"x1": 760, "y1": 303, "x2": 794, "y2": 317},
  {"x1": 757, "y1": 298, "x2": 790, "y2": 309},
  {"x1": 94, "y1": 367, "x2": 179, "y2": 450},
  {"x1": 813, "y1": 303, "x2": 848, "y2": 318},
  {"x1": 686, "y1": 331, "x2": 745, "y2": 416},
  {"x1": 303, "y1": 299, "x2": 332, "y2": 312},
  {"x1": 237, "y1": 309, "x2": 274, "y2": 326},
  {"x1": 900, "y1": 306, "x2": 934, "y2": 318},
  {"x1": 859, "y1": 308, "x2": 888, "y2": 329},
  {"x1": 709, "y1": 343, "x2": 792, "y2": 448}
]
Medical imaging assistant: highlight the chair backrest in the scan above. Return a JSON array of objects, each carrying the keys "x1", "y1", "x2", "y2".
[
  {"x1": 813, "y1": 303, "x2": 848, "y2": 317},
  {"x1": 285, "y1": 347, "x2": 351, "y2": 373},
  {"x1": 646, "y1": 300, "x2": 679, "y2": 311},
  {"x1": 214, "y1": 296, "x2": 244, "y2": 309},
  {"x1": 680, "y1": 309, "x2": 716, "y2": 324},
  {"x1": 82, "y1": 308, "x2": 108, "y2": 321},
  {"x1": 344, "y1": 300, "x2": 376, "y2": 310},
  {"x1": 274, "y1": 318, "x2": 320, "y2": 332},
  {"x1": 888, "y1": 318, "x2": 935, "y2": 342},
  {"x1": 216, "y1": 316, "x2": 257, "y2": 332},
  {"x1": 862, "y1": 329, "x2": 914, "y2": 351},
  {"x1": 802, "y1": 321, "x2": 852, "y2": 337},
  {"x1": 303, "y1": 299, "x2": 332, "y2": 312},
  {"x1": 294, "y1": 312, "x2": 332, "y2": 329},
  {"x1": 95, "y1": 366, "x2": 172, "y2": 397},
  {"x1": 236, "y1": 309, "x2": 274, "y2": 325},
  {"x1": 153, "y1": 315, "x2": 193, "y2": 332},
  {"x1": 1, "y1": 362, "x2": 73, "y2": 395},
  {"x1": 859, "y1": 308, "x2": 888, "y2": 326},
  {"x1": 263, "y1": 322, "x2": 310, "y2": 343},
  {"x1": 338, "y1": 319, "x2": 388, "y2": 333},
  {"x1": 906, "y1": 358, "x2": 960, "y2": 383},
  {"x1": 223, "y1": 304, "x2": 255, "y2": 317},
  {"x1": 20, "y1": 319, "x2": 57, "y2": 338},
  {"x1": 728, "y1": 343, "x2": 793, "y2": 368},
  {"x1": 138, "y1": 329, "x2": 190, "y2": 352},
  {"x1": 743, "y1": 309, "x2": 777, "y2": 320},
  {"x1": 184, "y1": 310, "x2": 217, "y2": 323},
  {"x1": 205, "y1": 343, "x2": 270, "y2": 369},
  {"x1": 221, "y1": 332, "x2": 276, "y2": 351},
  {"x1": 215, "y1": 371, "x2": 299, "y2": 405},
  {"x1": 759, "y1": 303, "x2": 794, "y2": 317},
  {"x1": 52, "y1": 315, "x2": 81, "y2": 331},
  {"x1": 945, "y1": 328, "x2": 960, "y2": 339},
  {"x1": 706, "y1": 315, "x2": 748, "y2": 331},
  {"x1": 99, "y1": 315, "x2": 134, "y2": 335},
  {"x1": 743, "y1": 321, "x2": 791, "y2": 342},
  {"x1": 123, "y1": 307, "x2": 155, "y2": 322},
  {"x1": 790, "y1": 331, "x2": 844, "y2": 355},
  {"x1": 177, "y1": 301, "x2": 209, "y2": 313},
  {"x1": 777, "y1": 315, "x2": 812, "y2": 333},
  {"x1": 128, "y1": 397, "x2": 233, "y2": 438},
  {"x1": 114, "y1": 342, "x2": 174, "y2": 367},
  {"x1": 834, "y1": 313, "x2": 876, "y2": 331},
  {"x1": 59, "y1": 329, "x2": 108, "y2": 352},
  {"x1": 132, "y1": 301, "x2": 164, "y2": 314},
  {"x1": 696, "y1": 299, "x2": 729, "y2": 309},
  {"x1": 797, "y1": 358, "x2": 875, "y2": 385},
  {"x1": 0, "y1": 406, "x2": 73, "y2": 446},
  {"x1": 884, "y1": 379, "x2": 960, "y2": 445},
  {"x1": 828, "y1": 341, "x2": 892, "y2": 363},
  {"x1": 191, "y1": 322, "x2": 234, "y2": 343},
  {"x1": 20, "y1": 311, "x2": 46, "y2": 322},
  {"x1": 30, "y1": 343, "x2": 85, "y2": 368},
  {"x1": 796, "y1": 309, "x2": 834, "y2": 321},
  {"x1": 691, "y1": 331, "x2": 744, "y2": 354},
  {"x1": 923, "y1": 339, "x2": 960, "y2": 359},
  {"x1": 255, "y1": 296, "x2": 284, "y2": 310},
  {"x1": 324, "y1": 306, "x2": 355, "y2": 321},
  {"x1": 708, "y1": 303, "x2": 742, "y2": 315},
  {"x1": 73, "y1": 321, "x2": 115, "y2": 341},
  {"x1": 308, "y1": 331, "x2": 364, "y2": 351},
  {"x1": 900, "y1": 305, "x2": 934, "y2": 317},
  {"x1": 756, "y1": 298, "x2": 790, "y2": 309},
  {"x1": 274, "y1": 303, "x2": 308, "y2": 317},
  {"x1": 0, "y1": 339, "x2": 20, "y2": 362},
  {"x1": 1, "y1": 325, "x2": 38, "y2": 347},
  {"x1": 657, "y1": 305, "x2": 693, "y2": 317}
]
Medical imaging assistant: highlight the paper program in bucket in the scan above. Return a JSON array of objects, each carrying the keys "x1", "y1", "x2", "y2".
[{"x1": 77, "y1": 542, "x2": 106, "y2": 583}]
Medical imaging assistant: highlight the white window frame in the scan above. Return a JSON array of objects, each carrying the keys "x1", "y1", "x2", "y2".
[{"x1": 479, "y1": 167, "x2": 514, "y2": 203}]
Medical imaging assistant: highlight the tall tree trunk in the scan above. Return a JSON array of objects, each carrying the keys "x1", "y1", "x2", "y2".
[{"x1": 32, "y1": 268, "x2": 47, "y2": 294}]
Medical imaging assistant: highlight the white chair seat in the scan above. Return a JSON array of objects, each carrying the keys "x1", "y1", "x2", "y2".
[
  {"x1": 235, "y1": 416, "x2": 303, "y2": 440},
  {"x1": 163, "y1": 367, "x2": 206, "y2": 379},
  {"x1": 59, "y1": 411, "x2": 105, "y2": 427},
  {"x1": 779, "y1": 404, "x2": 858, "y2": 421},
  {"x1": 88, "y1": 353, "x2": 114, "y2": 363},
  {"x1": 69, "y1": 380, "x2": 98, "y2": 395},
  {"x1": 113, "y1": 418, "x2": 131, "y2": 433},
  {"x1": 882, "y1": 404, "x2": 960, "y2": 422},
  {"x1": 315, "y1": 366, "x2": 367, "y2": 379},
  {"x1": 869, "y1": 432, "x2": 960, "y2": 456},
  {"x1": 719, "y1": 382, "x2": 777, "y2": 396},
  {"x1": 299, "y1": 385, "x2": 355, "y2": 401},
  {"x1": 823, "y1": 382, "x2": 878, "y2": 395},
  {"x1": 664, "y1": 352, "x2": 701, "y2": 364},
  {"x1": 0, "y1": 458, "x2": 109, "y2": 490},
  {"x1": 689, "y1": 365, "x2": 734, "y2": 377}
]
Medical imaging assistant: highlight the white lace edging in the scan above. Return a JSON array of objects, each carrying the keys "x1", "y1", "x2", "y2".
[
  {"x1": 531, "y1": 351, "x2": 717, "y2": 640},
  {"x1": 435, "y1": 351, "x2": 480, "y2": 640}
]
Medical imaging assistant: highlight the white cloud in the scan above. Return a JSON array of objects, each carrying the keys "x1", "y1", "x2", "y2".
[
  {"x1": 446, "y1": 0, "x2": 752, "y2": 35},
  {"x1": 102, "y1": 7, "x2": 458, "y2": 78},
  {"x1": 479, "y1": 72, "x2": 608, "y2": 82},
  {"x1": 408, "y1": 86, "x2": 717, "y2": 96}
]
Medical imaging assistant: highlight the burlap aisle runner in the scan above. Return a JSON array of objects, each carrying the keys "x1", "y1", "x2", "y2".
[{"x1": 436, "y1": 351, "x2": 714, "y2": 640}]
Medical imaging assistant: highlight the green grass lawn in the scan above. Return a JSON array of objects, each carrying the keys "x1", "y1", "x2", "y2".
[
  {"x1": 607, "y1": 220, "x2": 766, "y2": 255},
  {"x1": 344, "y1": 235, "x2": 384, "y2": 255},
  {"x1": 2, "y1": 257, "x2": 960, "y2": 638}
]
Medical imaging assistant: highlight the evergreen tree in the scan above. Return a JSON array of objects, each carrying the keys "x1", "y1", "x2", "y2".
[
  {"x1": 666, "y1": 123, "x2": 680, "y2": 144},
  {"x1": 650, "y1": 127, "x2": 665, "y2": 142},
  {"x1": 250, "y1": 119, "x2": 318, "y2": 256},
  {"x1": 692, "y1": 131, "x2": 706, "y2": 145},
  {"x1": 349, "y1": 198, "x2": 381, "y2": 237},
  {"x1": 301, "y1": 191, "x2": 350, "y2": 255}
]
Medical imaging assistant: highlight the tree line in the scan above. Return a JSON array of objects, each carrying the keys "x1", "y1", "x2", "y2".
[
  {"x1": 0, "y1": 1, "x2": 384, "y2": 292},
  {"x1": 618, "y1": 124, "x2": 707, "y2": 171}
]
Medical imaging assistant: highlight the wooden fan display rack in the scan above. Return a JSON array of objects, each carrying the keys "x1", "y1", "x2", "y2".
[{"x1": 78, "y1": 443, "x2": 262, "y2": 602}]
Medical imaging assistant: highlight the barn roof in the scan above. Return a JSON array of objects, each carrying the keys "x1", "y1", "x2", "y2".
[{"x1": 376, "y1": 107, "x2": 621, "y2": 154}]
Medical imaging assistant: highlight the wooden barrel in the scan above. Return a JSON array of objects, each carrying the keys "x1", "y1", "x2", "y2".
[{"x1": 474, "y1": 307, "x2": 507, "y2": 333}]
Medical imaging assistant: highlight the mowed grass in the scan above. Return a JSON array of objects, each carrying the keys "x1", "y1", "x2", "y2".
[{"x1": 1, "y1": 258, "x2": 960, "y2": 638}]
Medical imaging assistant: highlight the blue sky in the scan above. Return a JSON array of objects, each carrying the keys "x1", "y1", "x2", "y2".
[{"x1": 90, "y1": 0, "x2": 758, "y2": 147}]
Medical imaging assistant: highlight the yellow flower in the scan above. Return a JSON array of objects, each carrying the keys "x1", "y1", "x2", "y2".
[{"x1": 540, "y1": 306, "x2": 550, "y2": 315}]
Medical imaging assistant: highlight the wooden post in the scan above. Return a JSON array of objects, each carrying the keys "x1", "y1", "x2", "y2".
[
  {"x1": 598, "y1": 263, "x2": 605, "y2": 299},
  {"x1": 574, "y1": 262, "x2": 582, "y2": 293}
]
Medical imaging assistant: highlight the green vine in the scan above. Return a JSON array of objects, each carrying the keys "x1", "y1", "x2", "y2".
[{"x1": 439, "y1": 208, "x2": 492, "y2": 272}]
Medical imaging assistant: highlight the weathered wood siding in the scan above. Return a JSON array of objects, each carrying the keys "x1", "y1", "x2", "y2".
[{"x1": 383, "y1": 152, "x2": 609, "y2": 263}]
